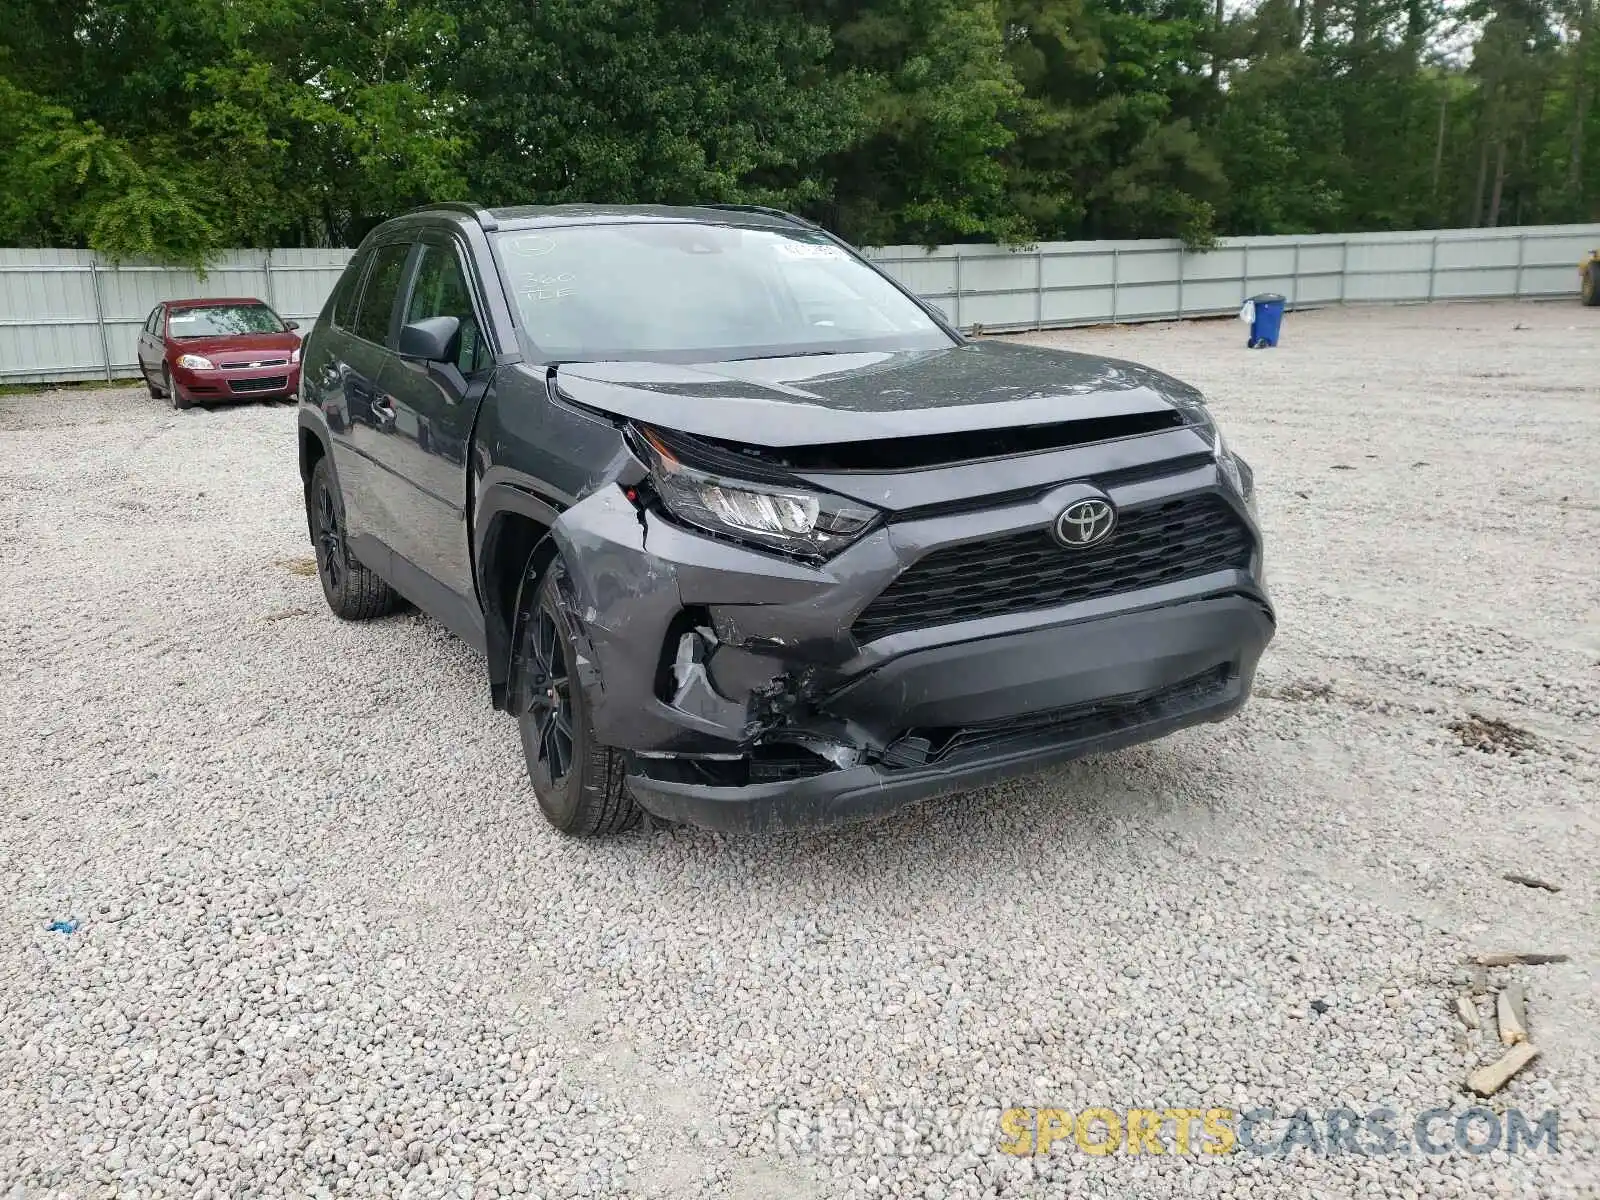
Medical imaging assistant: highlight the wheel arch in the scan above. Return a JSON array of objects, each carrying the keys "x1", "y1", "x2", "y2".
[
  {"x1": 477, "y1": 485, "x2": 564, "y2": 710},
  {"x1": 298, "y1": 425, "x2": 328, "y2": 488},
  {"x1": 297, "y1": 418, "x2": 333, "y2": 544}
]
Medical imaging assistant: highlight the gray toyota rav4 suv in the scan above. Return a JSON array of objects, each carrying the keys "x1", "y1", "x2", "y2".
[{"x1": 297, "y1": 203, "x2": 1273, "y2": 835}]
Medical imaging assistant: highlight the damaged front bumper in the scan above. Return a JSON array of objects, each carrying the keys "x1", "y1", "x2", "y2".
[
  {"x1": 630, "y1": 660, "x2": 1256, "y2": 833},
  {"x1": 548, "y1": 467, "x2": 1274, "y2": 833}
]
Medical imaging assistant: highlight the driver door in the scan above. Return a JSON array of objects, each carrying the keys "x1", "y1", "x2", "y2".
[{"x1": 364, "y1": 234, "x2": 494, "y2": 633}]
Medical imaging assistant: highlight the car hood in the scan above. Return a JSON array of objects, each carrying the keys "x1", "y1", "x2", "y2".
[
  {"x1": 168, "y1": 332, "x2": 300, "y2": 358},
  {"x1": 552, "y1": 341, "x2": 1204, "y2": 446}
]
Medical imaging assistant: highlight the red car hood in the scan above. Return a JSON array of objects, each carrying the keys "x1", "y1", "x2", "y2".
[{"x1": 167, "y1": 332, "x2": 300, "y2": 358}]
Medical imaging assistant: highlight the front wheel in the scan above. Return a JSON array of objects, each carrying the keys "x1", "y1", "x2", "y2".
[
  {"x1": 513, "y1": 560, "x2": 641, "y2": 837},
  {"x1": 166, "y1": 367, "x2": 190, "y2": 410}
]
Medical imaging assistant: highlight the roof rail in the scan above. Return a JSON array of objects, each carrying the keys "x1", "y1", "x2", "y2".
[
  {"x1": 699, "y1": 203, "x2": 816, "y2": 230},
  {"x1": 405, "y1": 202, "x2": 500, "y2": 232}
]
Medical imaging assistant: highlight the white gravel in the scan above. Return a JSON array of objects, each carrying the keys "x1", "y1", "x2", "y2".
[{"x1": 1, "y1": 300, "x2": 1596, "y2": 1198}]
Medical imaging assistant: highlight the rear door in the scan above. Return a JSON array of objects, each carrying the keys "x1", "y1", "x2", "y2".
[
  {"x1": 325, "y1": 241, "x2": 415, "y2": 570},
  {"x1": 304, "y1": 249, "x2": 369, "y2": 432},
  {"x1": 362, "y1": 232, "x2": 495, "y2": 632},
  {"x1": 136, "y1": 306, "x2": 164, "y2": 384}
]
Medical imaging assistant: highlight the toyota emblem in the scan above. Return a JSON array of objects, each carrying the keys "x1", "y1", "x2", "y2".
[{"x1": 1054, "y1": 497, "x2": 1116, "y2": 548}]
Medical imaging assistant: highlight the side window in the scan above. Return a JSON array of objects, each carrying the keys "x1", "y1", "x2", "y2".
[
  {"x1": 404, "y1": 243, "x2": 489, "y2": 375},
  {"x1": 352, "y1": 243, "x2": 411, "y2": 346},
  {"x1": 144, "y1": 307, "x2": 161, "y2": 335},
  {"x1": 327, "y1": 252, "x2": 369, "y2": 330}
]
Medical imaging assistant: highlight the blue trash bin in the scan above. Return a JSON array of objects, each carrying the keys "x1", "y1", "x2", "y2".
[{"x1": 1247, "y1": 293, "x2": 1286, "y2": 348}]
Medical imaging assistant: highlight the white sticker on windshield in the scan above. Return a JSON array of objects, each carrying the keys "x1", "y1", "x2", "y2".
[
  {"x1": 774, "y1": 242, "x2": 848, "y2": 261},
  {"x1": 503, "y1": 235, "x2": 556, "y2": 259},
  {"x1": 518, "y1": 272, "x2": 577, "y2": 302}
]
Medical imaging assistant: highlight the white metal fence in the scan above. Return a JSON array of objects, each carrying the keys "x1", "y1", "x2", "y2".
[
  {"x1": 3, "y1": 223, "x2": 1596, "y2": 384},
  {"x1": 865, "y1": 222, "x2": 1600, "y2": 333},
  {"x1": 0, "y1": 248, "x2": 353, "y2": 385}
]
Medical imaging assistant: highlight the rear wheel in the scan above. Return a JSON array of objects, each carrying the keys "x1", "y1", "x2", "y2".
[
  {"x1": 307, "y1": 456, "x2": 400, "y2": 620},
  {"x1": 146, "y1": 366, "x2": 165, "y2": 400},
  {"x1": 1583, "y1": 263, "x2": 1599, "y2": 307},
  {"x1": 513, "y1": 560, "x2": 640, "y2": 837}
]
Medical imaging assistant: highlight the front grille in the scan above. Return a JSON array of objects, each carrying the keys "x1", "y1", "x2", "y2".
[
  {"x1": 908, "y1": 666, "x2": 1231, "y2": 767},
  {"x1": 228, "y1": 375, "x2": 290, "y2": 394},
  {"x1": 853, "y1": 493, "x2": 1252, "y2": 642},
  {"x1": 221, "y1": 357, "x2": 288, "y2": 369}
]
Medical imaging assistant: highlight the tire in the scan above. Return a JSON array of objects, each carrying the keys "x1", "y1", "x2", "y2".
[
  {"x1": 1582, "y1": 263, "x2": 1599, "y2": 307},
  {"x1": 167, "y1": 367, "x2": 190, "y2": 410},
  {"x1": 306, "y1": 456, "x2": 401, "y2": 620},
  {"x1": 512, "y1": 559, "x2": 640, "y2": 837},
  {"x1": 146, "y1": 368, "x2": 165, "y2": 400}
]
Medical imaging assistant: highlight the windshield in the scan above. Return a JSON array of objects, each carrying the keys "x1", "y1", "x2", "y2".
[
  {"x1": 492, "y1": 223, "x2": 952, "y2": 361},
  {"x1": 167, "y1": 304, "x2": 285, "y2": 338}
]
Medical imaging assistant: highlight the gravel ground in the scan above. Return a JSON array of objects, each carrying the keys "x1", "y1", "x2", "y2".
[{"x1": 1, "y1": 300, "x2": 1596, "y2": 1199}]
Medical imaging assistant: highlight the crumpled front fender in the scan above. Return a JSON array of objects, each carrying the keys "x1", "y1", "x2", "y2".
[{"x1": 547, "y1": 487, "x2": 757, "y2": 750}]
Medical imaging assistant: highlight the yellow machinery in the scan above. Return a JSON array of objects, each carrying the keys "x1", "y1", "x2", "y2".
[{"x1": 1583, "y1": 250, "x2": 1600, "y2": 305}]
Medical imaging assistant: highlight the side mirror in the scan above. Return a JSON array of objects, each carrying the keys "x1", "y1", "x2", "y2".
[
  {"x1": 284, "y1": 320, "x2": 300, "y2": 331},
  {"x1": 399, "y1": 315, "x2": 460, "y2": 362}
]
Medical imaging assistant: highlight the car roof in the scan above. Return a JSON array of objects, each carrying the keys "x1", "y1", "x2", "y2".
[
  {"x1": 165, "y1": 297, "x2": 271, "y2": 308},
  {"x1": 391, "y1": 202, "x2": 812, "y2": 236},
  {"x1": 491, "y1": 203, "x2": 805, "y2": 231}
]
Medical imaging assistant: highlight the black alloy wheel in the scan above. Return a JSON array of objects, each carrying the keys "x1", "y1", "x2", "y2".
[
  {"x1": 513, "y1": 560, "x2": 640, "y2": 836},
  {"x1": 523, "y1": 601, "x2": 575, "y2": 792}
]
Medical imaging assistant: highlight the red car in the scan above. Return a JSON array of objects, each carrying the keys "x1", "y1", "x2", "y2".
[{"x1": 136, "y1": 297, "x2": 303, "y2": 410}]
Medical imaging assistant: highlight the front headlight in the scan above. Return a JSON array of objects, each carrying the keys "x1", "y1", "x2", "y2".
[
  {"x1": 638, "y1": 428, "x2": 878, "y2": 558},
  {"x1": 290, "y1": 347, "x2": 302, "y2": 365},
  {"x1": 1212, "y1": 424, "x2": 1243, "y2": 496},
  {"x1": 176, "y1": 354, "x2": 215, "y2": 370},
  {"x1": 1167, "y1": 387, "x2": 1211, "y2": 428},
  {"x1": 1181, "y1": 393, "x2": 1253, "y2": 509},
  {"x1": 1213, "y1": 426, "x2": 1259, "y2": 516}
]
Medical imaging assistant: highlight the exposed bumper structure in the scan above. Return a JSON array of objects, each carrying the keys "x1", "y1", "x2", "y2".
[
  {"x1": 546, "y1": 444, "x2": 1274, "y2": 833},
  {"x1": 628, "y1": 600, "x2": 1269, "y2": 832}
]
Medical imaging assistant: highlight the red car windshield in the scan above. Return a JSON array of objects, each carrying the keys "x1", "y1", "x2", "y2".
[{"x1": 168, "y1": 304, "x2": 285, "y2": 339}]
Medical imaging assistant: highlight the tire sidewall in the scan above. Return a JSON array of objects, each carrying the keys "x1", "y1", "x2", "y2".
[{"x1": 309, "y1": 458, "x2": 349, "y2": 611}]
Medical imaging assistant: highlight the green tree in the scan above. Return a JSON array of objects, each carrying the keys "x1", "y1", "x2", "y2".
[
  {"x1": 0, "y1": 72, "x2": 217, "y2": 264},
  {"x1": 0, "y1": 0, "x2": 462, "y2": 260},
  {"x1": 796, "y1": 0, "x2": 1025, "y2": 244},
  {"x1": 437, "y1": 0, "x2": 861, "y2": 220},
  {"x1": 1000, "y1": 0, "x2": 1225, "y2": 243},
  {"x1": 3, "y1": 0, "x2": 1598, "y2": 262}
]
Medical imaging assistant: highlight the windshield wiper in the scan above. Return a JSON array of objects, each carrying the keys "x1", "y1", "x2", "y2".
[{"x1": 731, "y1": 349, "x2": 844, "y2": 361}]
